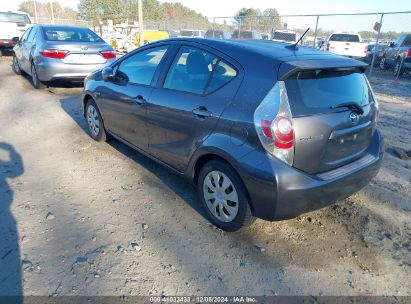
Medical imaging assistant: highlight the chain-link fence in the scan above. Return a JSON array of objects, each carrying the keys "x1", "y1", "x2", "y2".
[
  {"x1": 137, "y1": 11, "x2": 410, "y2": 79},
  {"x1": 34, "y1": 11, "x2": 411, "y2": 80}
]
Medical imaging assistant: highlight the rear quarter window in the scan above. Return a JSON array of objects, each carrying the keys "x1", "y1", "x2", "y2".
[{"x1": 285, "y1": 69, "x2": 372, "y2": 116}]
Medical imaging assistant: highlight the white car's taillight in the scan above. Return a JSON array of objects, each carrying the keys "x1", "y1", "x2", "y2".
[{"x1": 254, "y1": 81, "x2": 295, "y2": 166}]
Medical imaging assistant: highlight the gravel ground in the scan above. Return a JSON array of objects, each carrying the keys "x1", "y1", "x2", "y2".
[{"x1": 0, "y1": 56, "x2": 410, "y2": 297}]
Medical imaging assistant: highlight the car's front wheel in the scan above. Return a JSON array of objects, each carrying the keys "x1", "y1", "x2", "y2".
[
  {"x1": 198, "y1": 160, "x2": 255, "y2": 232},
  {"x1": 31, "y1": 62, "x2": 45, "y2": 89},
  {"x1": 379, "y1": 57, "x2": 386, "y2": 70},
  {"x1": 12, "y1": 54, "x2": 22, "y2": 75},
  {"x1": 393, "y1": 59, "x2": 404, "y2": 78},
  {"x1": 85, "y1": 99, "x2": 109, "y2": 142}
]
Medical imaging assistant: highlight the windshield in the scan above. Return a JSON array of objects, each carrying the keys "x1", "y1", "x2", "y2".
[
  {"x1": 0, "y1": 12, "x2": 31, "y2": 24},
  {"x1": 273, "y1": 32, "x2": 296, "y2": 42},
  {"x1": 329, "y1": 34, "x2": 360, "y2": 42},
  {"x1": 232, "y1": 31, "x2": 253, "y2": 39},
  {"x1": 43, "y1": 27, "x2": 103, "y2": 42},
  {"x1": 180, "y1": 30, "x2": 197, "y2": 37},
  {"x1": 285, "y1": 69, "x2": 371, "y2": 115}
]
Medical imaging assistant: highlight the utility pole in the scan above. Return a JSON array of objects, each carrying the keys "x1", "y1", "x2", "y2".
[
  {"x1": 33, "y1": 0, "x2": 38, "y2": 23},
  {"x1": 369, "y1": 13, "x2": 384, "y2": 77},
  {"x1": 138, "y1": 0, "x2": 144, "y2": 47},
  {"x1": 50, "y1": 2, "x2": 55, "y2": 24}
]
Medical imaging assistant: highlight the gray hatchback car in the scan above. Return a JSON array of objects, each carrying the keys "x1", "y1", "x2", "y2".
[
  {"x1": 82, "y1": 39, "x2": 384, "y2": 231},
  {"x1": 12, "y1": 24, "x2": 116, "y2": 89}
]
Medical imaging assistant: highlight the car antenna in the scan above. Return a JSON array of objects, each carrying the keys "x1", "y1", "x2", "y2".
[{"x1": 285, "y1": 27, "x2": 310, "y2": 50}]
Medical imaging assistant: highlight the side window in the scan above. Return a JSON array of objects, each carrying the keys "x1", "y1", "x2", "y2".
[
  {"x1": 402, "y1": 35, "x2": 411, "y2": 47},
  {"x1": 164, "y1": 46, "x2": 218, "y2": 95},
  {"x1": 21, "y1": 28, "x2": 31, "y2": 42},
  {"x1": 27, "y1": 27, "x2": 36, "y2": 43},
  {"x1": 115, "y1": 45, "x2": 168, "y2": 85},
  {"x1": 206, "y1": 60, "x2": 237, "y2": 94}
]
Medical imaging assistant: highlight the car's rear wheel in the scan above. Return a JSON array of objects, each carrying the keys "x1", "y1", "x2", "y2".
[
  {"x1": 31, "y1": 62, "x2": 45, "y2": 89},
  {"x1": 85, "y1": 99, "x2": 108, "y2": 142},
  {"x1": 198, "y1": 160, "x2": 255, "y2": 232},
  {"x1": 12, "y1": 54, "x2": 22, "y2": 75},
  {"x1": 393, "y1": 59, "x2": 404, "y2": 78},
  {"x1": 379, "y1": 57, "x2": 386, "y2": 70}
]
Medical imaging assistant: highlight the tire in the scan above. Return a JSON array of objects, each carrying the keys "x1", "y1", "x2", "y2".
[
  {"x1": 31, "y1": 62, "x2": 45, "y2": 89},
  {"x1": 12, "y1": 54, "x2": 22, "y2": 75},
  {"x1": 379, "y1": 57, "x2": 386, "y2": 70},
  {"x1": 85, "y1": 99, "x2": 109, "y2": 142},
  {"x1": 393, "y1": 59, "x2": 404, "y2": 78},
  {"x1": 198, "y1": 160, "x2": 255, "y2": 232}
]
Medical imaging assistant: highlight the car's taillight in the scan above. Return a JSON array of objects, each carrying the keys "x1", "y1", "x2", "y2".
[
  {"x1": 100, "y1": 50, "x2": 116, "y2": 59},
  {"x1": 254, "y1": 81, "x2": 295, "y2": 166},
  {"x1": 40, "y1": 49, "x2": 69, "y2": 59},
  {"x1": 364, "y1": 45, "x2": 368, "y2": 53},
  {"x1": 405, "y1": 49, "x2": 411, "y2": 58},
  {"x1": 325, "y1": 43, "x2": 330, "y2": 51},
  {"x1": 364, "y1": 76, "x2": 379, "y2": 123}
]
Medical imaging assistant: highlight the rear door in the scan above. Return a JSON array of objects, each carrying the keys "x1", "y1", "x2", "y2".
[
  {"x1": 145, "y1": 44, "x2": 241, "y2": 172},
  {"x1": 283, "y1": 67, "x2": 378, "y2": 174},
  {"x1": 97, "y1": 45, "x2": 169, "y2": 150},
  {"x1": 17, "y1": 27, "x2": 32, "y2": 72}
]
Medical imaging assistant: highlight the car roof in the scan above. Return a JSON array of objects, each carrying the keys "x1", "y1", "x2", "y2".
[
  {"x1": 39, "y1": 24, "x2": 91, "y2": 30},
  {"x1": 166, "y1": 38, "x2": 327, "y2": 60}
]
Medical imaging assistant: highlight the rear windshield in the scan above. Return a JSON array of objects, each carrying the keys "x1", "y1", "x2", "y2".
[
  {"x1": 329, "y1": 34, "x2": 360, "y2": 42},
  {"x1": 273, "y1": 32, "x2": 296, "y2": 42},
  {"x1": 232, "y1": 31, "x2": 253, "y2": 39},
  {"x1": 180, "y1": 30, "x2": 197, "y2": 37},
  {"x1": 205, "y1": 31, "x2": 223, "y2": 38},
  {"x1": 43, "y1": 27, "x2": 103, "y2": 42},
  {"x1": 285, "y1": 69, "x2": 372, "y2": 116},
  {"x1": 0, "y1": 12, "x2": 30, "y2": 24}
]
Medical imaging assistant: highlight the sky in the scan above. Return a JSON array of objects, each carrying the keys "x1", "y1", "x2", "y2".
[{"x1": 1, "y1": 0, "x2": 410, "y2": 32}]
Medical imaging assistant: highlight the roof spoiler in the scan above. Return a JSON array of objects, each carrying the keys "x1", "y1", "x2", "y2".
[{"x1": 278, "y1": 57, "x2": 368, "y2": 80}]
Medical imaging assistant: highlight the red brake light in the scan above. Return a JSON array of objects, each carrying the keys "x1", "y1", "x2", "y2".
[
  {"x1": 254, "y1": 81, "x2": 295, "y2": 166},
  {"x1": 100, "y1": 50, "x2": 116, "y2": 59},
  {"x1": 364, "y1": 45, "x2": 368, "y2": 53},
  {"x1": 325, "y1": 43, "x2": 330, "y2": 51},
  {"x1": 40, "y1": 49, "x2": 69, "y2": 59},
  {"x1": 406, "y1": 49, "x2": 411, "y2": 57}
]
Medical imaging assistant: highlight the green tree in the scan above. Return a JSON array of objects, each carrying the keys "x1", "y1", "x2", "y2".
[
  {"x1": 234, "y1": 7, "x2": 281, "y2": 33},
  {"x1": 78, "y1": 0, "x2": 125, "y2": 23}
]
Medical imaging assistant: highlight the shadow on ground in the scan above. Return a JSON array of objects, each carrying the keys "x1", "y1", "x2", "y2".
[{"x1": 0, "y1": 142, "x2": 24, "y2": 302}]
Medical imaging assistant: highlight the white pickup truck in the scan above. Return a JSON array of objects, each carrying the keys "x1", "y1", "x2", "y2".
[
  {"x1": 321, "y1": 32, "x2": 367, "y2": 59},
  {"x1": 0, "y1": 11, "x2": 32, "y2": 56}
]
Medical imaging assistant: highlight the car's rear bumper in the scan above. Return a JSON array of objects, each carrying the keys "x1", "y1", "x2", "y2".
[
  {"x1": 237, "y1": 130, "x2": 384, "y2": 221},
  {"x1": 34, "y1": 57, "x2": 115, "y2": 82}
]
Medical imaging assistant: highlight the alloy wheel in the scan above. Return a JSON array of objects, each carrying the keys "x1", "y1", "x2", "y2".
[{"x1": 87, "y1": 105, "x2": 100, "y2": 137}]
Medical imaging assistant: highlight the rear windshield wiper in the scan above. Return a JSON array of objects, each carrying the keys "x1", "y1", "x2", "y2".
[{"x1": 330, "y1": 102, "x2": 364, "y2": 114}]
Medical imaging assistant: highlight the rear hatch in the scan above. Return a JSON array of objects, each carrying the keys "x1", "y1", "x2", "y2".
[{"x1": 279, "y1": 57, "x2": 378, "y2": 175}]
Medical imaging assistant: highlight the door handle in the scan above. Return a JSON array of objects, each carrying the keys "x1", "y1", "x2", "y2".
[
  {"x1": 192, "y1": 106, "x2": 213, "y2": 118},
  {"x1": 133, "y1": 95, "x2": 146, "y2": 105}
]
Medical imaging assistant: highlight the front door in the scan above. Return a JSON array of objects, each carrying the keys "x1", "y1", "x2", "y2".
[{"x1": 97, "y1": 45, "x2": 169, "y2": 150}]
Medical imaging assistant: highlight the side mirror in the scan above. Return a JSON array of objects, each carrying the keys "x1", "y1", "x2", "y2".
[
  {"x1": 102, "y1": 67, "x2": 114, "y2": 81},
  {"x1": 389, "y1": 42, "x2": 395, "y2": 47},
  {"x1": 12, "y1": 37, "x2": 20, "y2": 44}
]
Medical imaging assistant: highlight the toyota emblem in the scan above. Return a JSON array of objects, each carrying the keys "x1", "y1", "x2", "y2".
[{"x1": 349, "y1": 112, "x2": 359, "y2": 125}]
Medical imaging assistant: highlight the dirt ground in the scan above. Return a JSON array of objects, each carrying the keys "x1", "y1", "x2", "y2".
[{"x1": 0, "y1": 56, "x2": 410, "y2": 297}]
